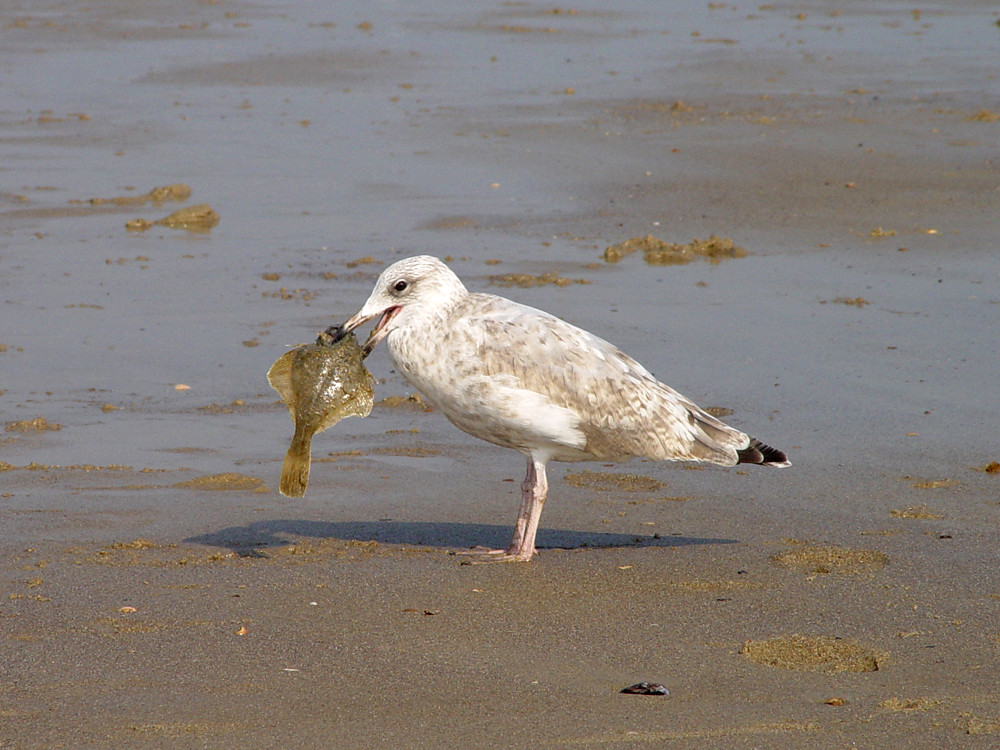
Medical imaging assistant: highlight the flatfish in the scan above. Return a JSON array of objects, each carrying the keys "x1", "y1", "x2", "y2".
[{"x1": 267, "y1": 329, "x2": 374, "y2": 497}]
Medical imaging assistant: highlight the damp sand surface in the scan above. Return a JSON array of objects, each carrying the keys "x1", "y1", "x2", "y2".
[{"x1": 2, "y1": 1, "x2": 1000, "y2": 748}]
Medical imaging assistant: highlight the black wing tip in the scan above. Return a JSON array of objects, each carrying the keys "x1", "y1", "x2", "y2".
[{"x1": 737, "y1": 438, "x2": 791, "y2": 467}]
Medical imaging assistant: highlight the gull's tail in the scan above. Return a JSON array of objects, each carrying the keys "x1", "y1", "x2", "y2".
[{"x1": 737, "y1": 438, "x2": 791, "y2": 467}]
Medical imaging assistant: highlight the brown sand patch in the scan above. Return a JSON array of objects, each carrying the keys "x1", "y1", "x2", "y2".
[
  {"x1": 173, "y1": 473, "x2": 268, "y2": 492},
  {"x1": 890, "y1": 505, "x2": 944, "y2": 520},
  {"x1": 487, "y1": 272, "x2": 590, "y2": 288},
  {"x1": 563, "y1": 469, "x2": 664, "y2": 492},
  {"x1": 120, "y1": 722, "x2": 240, "y2": 737},
  {"x1": 198, "y1": 400, "x2": 253, "y2": 414},
  {"x1": 318, "y1": 449, "x2": 365, "y2": 459},
  {"x1": 0, "y1": 462, "x2": 132, "y2": 472},
  {"x1": 376, "y1": 393, "x2": 432, "y2": 411},
  {"x1": 87, "y1": 183, "x2": 191, "y2": 206},
  {"x1": 73, "y1": 538, "x2": 436, "y2": 566},
  {"x1": 770, "y1": 545, "x2": 888, "y2": 575},
  {"x1": 73, "y1": 540, "x2": 234, "y2": 567},
  {"x1": 965, "y1": 715, "x2": 1000, "y2": 735},
  {"x1": 666, "y1": 579, "x2": 758, "y2": 593},
  {"x1": 126, "y1": 203, "x2": 219, "y2": 233},
  {"x1": 877, "y1": 697, "x2": 940, "y2": 712},
  {"x1": 603, "y1": 234, "x2": 747, "y2": 265},
  {"x1": 966, "y1": 109, "x2": 1000, "y2": 122},
  {"x1": 741, "y1": 634, "x2": 887, "y2": 673},
  {"x1": 562, "y1": 720, "x2": 819, "y2": 743},
  {"x1": 625, "y1": 496, "x2": 691, "y2": 504},
  {"x1": 495, "y1": 24, "x2": 560, "y2": 34},
  {"x1": 94, "y1": 617, "x2": 218, "y2": 637},
  {"x1": 909, "y1": 478, "x2": 955, "y2": 489},
  {"x1": 369, "y1": 443, "x2": 442, "y2": 457},
  {"x1": 5, "y1": 417, "x2": 62, "y2": 432},
  {"x1": 826, "y1": 296, "x2": 871, "y2": 307},
  {"x1": 274, "y1": 538, "x2": 431, "y2": 561},
  {"x1": 277, "y1": 539, "x2": 380, "y2": 560},
  {"x1": 419, "y1": 215, "x2": 478, "y2": 230},
  {"x1": 260, "y1": 287, "x2": 317, "y2": 302},
  {"x1": 109, "y1": 538, "x2": 159, "y2": 550}
]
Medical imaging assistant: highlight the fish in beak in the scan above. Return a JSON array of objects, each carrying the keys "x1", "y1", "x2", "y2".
[{"x1": 328, "y1": 305, "x2": 402, "y2": 357}]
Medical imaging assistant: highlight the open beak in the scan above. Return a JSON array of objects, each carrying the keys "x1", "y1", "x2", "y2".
[{"x1": 328, "y1": 306, "x2": 401, "y2": 358}]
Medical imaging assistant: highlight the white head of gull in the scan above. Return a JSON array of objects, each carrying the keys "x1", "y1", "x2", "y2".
[{"x1": 339, "y1": 255, "x2": 789, "y2": 562}]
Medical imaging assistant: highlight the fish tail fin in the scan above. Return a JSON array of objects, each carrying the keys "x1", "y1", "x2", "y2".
[
  {"x1": 279, "y1": 434, "x2": 312, "y2": 497},
  {"x1": 737, "y1": 438, "x2": 791, "y2": 467}
]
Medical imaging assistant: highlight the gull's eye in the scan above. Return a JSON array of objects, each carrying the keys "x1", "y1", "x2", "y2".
[{"x1": 392, "y1": 279, "x2": 409, "y2": 294}]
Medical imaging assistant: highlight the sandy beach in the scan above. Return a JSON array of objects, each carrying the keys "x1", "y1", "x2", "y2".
[{"x1": 2, "y1": 1, "x2": 999, "y2": 747}]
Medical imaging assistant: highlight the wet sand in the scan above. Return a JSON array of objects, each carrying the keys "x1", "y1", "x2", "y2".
[{"x1": 2, "y1": 1, "x2": 999, "y2": 747}]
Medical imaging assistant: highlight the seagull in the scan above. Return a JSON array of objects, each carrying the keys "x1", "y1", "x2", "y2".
[{"x1": 334, "y1": 255, "x2": 789, "y2": 561}]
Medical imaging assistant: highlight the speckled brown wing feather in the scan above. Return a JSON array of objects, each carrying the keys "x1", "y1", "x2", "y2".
[{"x1": 440, "y1": 294, "x2": 750, "y2": 465}]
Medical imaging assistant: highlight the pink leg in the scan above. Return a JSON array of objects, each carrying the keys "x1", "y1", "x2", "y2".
[
  {"x1": 504, "y1": 457, "x2": 534, "y2": 555},
  {"x1": 505, "y1": 457, "x2": 548, "y2": 561},
  {"x1": 456, "y1": 456, "x2": 548, "y2": 563}
]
